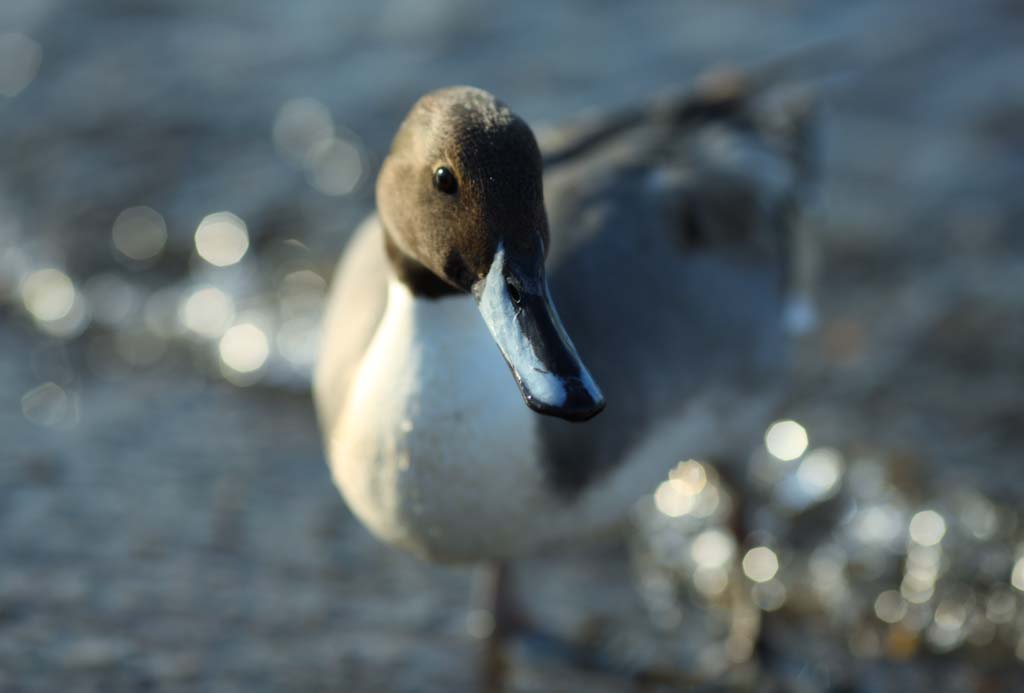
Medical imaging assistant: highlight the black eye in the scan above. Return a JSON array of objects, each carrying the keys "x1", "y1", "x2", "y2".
[{"x1": 432, "y1": 167, "x2": 458, "y2": 195}]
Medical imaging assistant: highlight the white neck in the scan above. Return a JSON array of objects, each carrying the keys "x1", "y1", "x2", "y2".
[{"x1": 328, "y1": 279, "x2": 547, "y2": 560}]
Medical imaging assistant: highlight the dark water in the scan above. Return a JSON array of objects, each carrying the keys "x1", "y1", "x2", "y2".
[{"x1": 2, "y1": 1, "x2": 1023, "y2": 690}]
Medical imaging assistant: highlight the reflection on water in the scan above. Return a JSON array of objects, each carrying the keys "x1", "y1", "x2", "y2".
[
  {"x1": 20, "y1": 380, "x2": 76, "y2": 429},
  {"x1": 112, "y1": 207, "x2": 167, "y2": 264},
  {"x1": 180, "y1": 286, "x2": 234, "y2": 338},
  {"x1": 21, "y1": 268, "x2": 75, "y2": 323},
  {"x1": 764, "y1": 419, "x2": 808, "y2": 461},
  {"x1": 633, "y1": 417, "x2": 1024, "y2": 680},
  {"x1": 194, "y1": 212, "x2": 250, "y2": 268}
]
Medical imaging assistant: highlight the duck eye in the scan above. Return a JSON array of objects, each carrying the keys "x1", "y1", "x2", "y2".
[{"x1": 432, "y1": 167, "x2": 458, "y2": 195}]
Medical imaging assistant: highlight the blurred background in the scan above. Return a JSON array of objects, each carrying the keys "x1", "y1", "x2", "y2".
[{"x1": 1, "y1": 0, "x2": 1022, "y2": 691}]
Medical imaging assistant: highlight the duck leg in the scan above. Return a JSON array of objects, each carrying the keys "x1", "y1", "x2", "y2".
[
  {"x1": 474, "y1": 562, "x2": 695, "y2": 690},
  {"x1": 476, "y1": 562, "x2": 521, "y2": 691},
  {"x1": 479, "y1": 561, "x2": 600, "y2": 667}
]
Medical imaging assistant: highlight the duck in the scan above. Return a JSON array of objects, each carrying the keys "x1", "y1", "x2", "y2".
[{"x1": 313, "y1": 76, "x2": 814, "y2": 664}]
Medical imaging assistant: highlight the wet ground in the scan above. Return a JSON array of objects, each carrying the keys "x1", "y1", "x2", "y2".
[{"x1": 2, "y1": 0, "x2": 1023, "y2": 691}]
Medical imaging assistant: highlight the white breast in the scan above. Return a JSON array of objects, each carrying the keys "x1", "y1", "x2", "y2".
[
  {"x1": 324, "y1": 280, "x2": 771, "y2": 563},
  {"x1": 328, "y1": 280, "x2": 559, "y2": 562}
]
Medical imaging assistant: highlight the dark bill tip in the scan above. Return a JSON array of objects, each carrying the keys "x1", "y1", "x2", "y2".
[{"x1": 521, "y1": 378, "x2": 606, "y2": 422}]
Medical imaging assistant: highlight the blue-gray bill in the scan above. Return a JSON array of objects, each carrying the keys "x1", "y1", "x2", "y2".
[{"x1": 473, "y1": 244, "x2": 605, "y2": 422}]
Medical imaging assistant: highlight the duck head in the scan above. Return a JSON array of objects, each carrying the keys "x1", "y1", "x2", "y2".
[{"x1": 377, "y1": 86, "x2": 605, "y2": 422}]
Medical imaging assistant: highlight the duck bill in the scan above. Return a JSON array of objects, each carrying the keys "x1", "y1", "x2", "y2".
[{"x1": 472, "y1": 246, "x2": 605, "y2": 422}]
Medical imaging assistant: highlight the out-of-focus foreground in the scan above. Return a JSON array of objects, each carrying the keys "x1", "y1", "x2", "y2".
[{"x1": 2, "y1": 1, "x2": 1023, "y2": 691}]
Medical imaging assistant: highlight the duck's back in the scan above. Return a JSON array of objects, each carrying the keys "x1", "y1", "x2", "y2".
[{"x1": 534, "y1": 87, "x2": 814, "y2": 495}]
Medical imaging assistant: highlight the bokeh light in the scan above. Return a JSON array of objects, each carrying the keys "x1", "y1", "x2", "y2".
[
  {"x1": 850, "y1": 504, "x2": 905, "y2": 546},
  {"x1": 693, "y1": 566, "x2": 729, "y2": 597},
  {"x1": 19, "y1": 267, "x2": 89, "y2": 338},
  {"x1": 742, "y1": 547, "x2": 779, "y2": 583},
  {"x1": 751, "y1": 580, "x2": 786, "y2": 611},
  {"x1": 987, "y1": 589, "x2": 1017, "y2": 621},
  {"x1": 180, "y1": 286, "x2": 235, "y2": 338},
  {"x1": 111, "y1": 207, "x2": 167, "y2": 262},
  {"x1": 654, "y1": 460, "x2": 716, "y2": 518},
  {"x1": 1011, "y1": 557, "x2": 1024, "y2": 592},
  {"x1": 21, "y1": 268, "x2": 75, "y2": 322},
  {"x1": 306, "y1": 136, "x2": 364, "y2": 196},
  {"x1": 273, "y1": 98, "x2": 367, "y2": 196},
  {"x1": 908, "y1": 510, "x2": 947, "y2": 546},
  {"x1": 219, "y1": 322, "x2": 270, "y2": 382},
  {"x1": 764, "y1": 419, "x2": 808, "y2": 461},
  {"x1": 273, "y1": 98, "x2": 334, "y2": 164},
  {"x1": 195, "y1": 212, "x2": 250, "y2": 267},
  {"x1": 21, "y1": 381, "x2": 76, "y2": 428},
  {"x1": 874, "y1": 590, "x2": 907, "y2": 624},
  {"x1": 654, "y1": 478, "x2": 692, "y2": 518},
  {"x1": 691, "y1": 529, "x2": 736, "y2": 570},
  {"x1": 634, "y1": 402, "x2": 1024, "y2": 678},
  {"x1": 795, "y1": 447, "x2": 843, "y2": 500}
]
